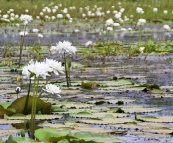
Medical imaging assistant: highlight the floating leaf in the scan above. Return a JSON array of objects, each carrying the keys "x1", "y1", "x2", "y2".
[{"x1": 4, "y1": 114, "x2": 61, "y2": 120}]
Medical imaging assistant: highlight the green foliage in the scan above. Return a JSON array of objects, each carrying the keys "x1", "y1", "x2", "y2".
[{"x1": 35, "y1": 128, "x2": 121, "y2": 143}]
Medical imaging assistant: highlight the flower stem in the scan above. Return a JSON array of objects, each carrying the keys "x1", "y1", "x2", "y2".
[
  {"x1": 18, "y1": 25, "x2": 27, "y2": 68},
  {"x1": 138, "y1": 25, "x2": 142, "y2": 46},
  {"x1": 23, "y1": 79, "x2": 31, "y2": 115},
  {"x1": 30, "y1": 76, "x2": 39, "y2": 139},
  {"x1": 38, "y1": 76, "x2": 50, "y2": 97},
  {"x1": 64, "y1": 52, "x2": 69, "y2": 87}
]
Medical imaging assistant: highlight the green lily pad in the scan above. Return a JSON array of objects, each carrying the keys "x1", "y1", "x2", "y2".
[{"x1": 4, "y1": 114, "x2": 61, "y2": 120}]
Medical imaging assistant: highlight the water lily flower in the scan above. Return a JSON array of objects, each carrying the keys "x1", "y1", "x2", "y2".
[
  {"x1": 32, "y1": 29, "x2": 39, "y2": 33},
  {"x1": 25, "y1": 9, "x2": 29, "y2": 13},
  {"x1": 15, "y1": 87, "x2": 21, "y2": 93},
  {"x1": 107, "y1": 27, "x2": 113, "y2": 31},
  {"x1": 45, "y1": 58, "x2": 64, "y2": 76},
  {"x1": 121, "y1": 28, "x2": 126, "y2": 32},
  {"x1": 55, "y1": 41, "x2": 77, "y2": 54},
  {"x1": 20, "y1": 14, "x2": 32, "y2": 25},
  {"x1": 128, "y1": 28, "x2": 132, "y2": 32},
  {"x1": 137, "y1": 18, "x2": 146, "y2": 26},
  {"x1": 19, "y1": 31, "x2": 28, "y2": 36},
  {"x1": 113, "y1": 23, "x2": 120, "y2": 27},
  {"x1": 50, "y1": 46, "x2": 57, "y2": 54},
  {"x1": 105, "y1": 18, "x2": 114, "y2": 26},
  {"x1": 139, "y1": 47, "x2": 145, "y2": 53},
  {"x1": 85, "y1": 41, "x2": 92, "y2": 47},
  {"x1": 43, "y1": 84, "x2": 61, "y2": 97},
  {"x1": 57, "y1": 14, "x2": 63, "y2": 19},
  {"x1": 38, "y1": 34, "x2": 43, "y2": 38},
  {"x1": 22, "y1": 61, "x2": 51, "y2": 79},
  {"x1": 163, "y1": 25, "x2": 170, "y2": 31},
  {"x1": 16, "y1": 23, "x2": 20, "y2": 27},
  {"x1": 153, "y1": 8, "x2": 158, "y2": 12},
  {"x1": 136, "y1": 7, "x2": 144, "y2": 14},
  {"x1": 163, "y1": 10, "x2": 168, "y2": 14}
]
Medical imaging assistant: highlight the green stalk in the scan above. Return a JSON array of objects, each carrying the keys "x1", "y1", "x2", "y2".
[
  {"x1": 64, "y1": 52, "x2": 69, "y2": 87},
  {"x1": 18, "y1": 25, "x2": 27, "y2": 68},
  {"x1": 30, "y1": 75, "x2": 36, "y2": 139},
  {"x1": 23, "y1": 79, "x2": 32, "y2": 115},
  {"x1": 138, "y1": 25, "x2": 142, "y2": 46},
  {"x1": 38, "y1": 76, "x2": 50, "y2": 97}
]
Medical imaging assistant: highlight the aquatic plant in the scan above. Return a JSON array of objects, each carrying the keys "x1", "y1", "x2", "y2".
[{"x1": 50, "y1": 41, "x2": 77, "y2": 87}]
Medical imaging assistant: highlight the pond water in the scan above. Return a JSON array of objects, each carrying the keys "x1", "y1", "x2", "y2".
[{"x1": 1, "y1": 23, "x2": 173, "y2": 142}]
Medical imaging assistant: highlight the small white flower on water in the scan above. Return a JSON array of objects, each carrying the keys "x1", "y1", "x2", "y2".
[
  {"x1": 120, "y1": 8, "x2": 125, "y2": 13},
  {"x1": 20, "y1": 14, "x2": 32, "y2": 25},
  {"x1": 36, "y1": 16, "x2": 40, "y2": 19},
  {"x1": 15, "y1": 15, "x2": 19, "y2": 19},
  {"x1": 107, "y1": 27, "x2": 113, "y2": 31},
  {"x1": 38, "y1": 34, "x2": 43, "y2": 38},
  {"x1": 153, "y1": 8, "x2": 158, "y2": 12},
  {"x1": 43, "y1": 84, "x2": 61, "y2": 97},
  {"x1": 50, "y1": 46, "x2": 57, "y2": 54},
  {"x1": 85, "y1": 41, "x2": 92, "y2": 47},
  {"x1": 32, "y1": 29, "x2": 39, "y2": 33},
  {"x1": 113, "y1": 22, "x2": 120, "y2": 27},
  {"x1": 57, "y1": 14, "x2": 63, "y2": 19},
  {"x1": 121, "y1": 28, "x2": 126, "y2": 32},
  {"x1": 136, "y1": 7, "x2": 144, "y2": 13},
  {"x1": 19, "y1": 31, "x2": 28, "y2": 36},
  {"x1": 15, "y1": 87, "x2": 21, "y2": 93},
  {"x1": 45, "y1": 58, "x2": 64, "y2": 76},
  {"x1": 163, "y1": 25, "x2": 170, "y2": 31},
  {"x1": 55, "y1": 41, "x2": 77, "y2": 54},
  {"x1": 137, "y1": 18, "x2": 146, "y2": 26},
  {"x1": 25, "y1": 9, "x2": 29, "y2": 13},
  {"x1": 74, "y1": 29, "x2": 80, "y2": 33},
  {"x1": 22, "y1": 61, "x2": 51, "y2": 79},
  {"x1": 139, "y1": 47, "x2": 145, "y2": 53},
  {"x1": 106, "y1": 10, "x2": 110, "y2": 14},
  {"x1": 29, "y1": 59, "x2": 34, "y2": 64},
  {"x1": 16, "y1": 23, "x2": 20, "y2": 27},
  {"x1": 105, "y1": 18, "x2": 114, "y2": 26},
  {"x1": 163, "y1": 10, "x2": 168, "y2": 14},
  {"x1": 40, "y1": 12, "x2": 44, "y2": 16},
  {"x1": 115, "y1": 12, "x2": 121, "y2": 19},
  {"x1": 128, "y1": 27, "x2": 132, "y2": 32}
]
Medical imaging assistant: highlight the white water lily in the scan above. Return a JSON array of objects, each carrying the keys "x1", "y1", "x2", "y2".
[
  {"x1": 137, "y1": 18, "x2": 146, "y2": 26},
  {"x1": 136, "y1": 7, "x2": 144, "y2": 14},
  {"x1": 43, "y1": 84, "x2": 61, "y2": 97},
  {"x1": 153, "y1": 8, "x2": 158, "y2": 12},
  {"x1": 105, "y1": 18, "x2": 114, "y2": 26},
  {"x1": 19, "y1": 31, "x2": 28, "y2": 36},
  {"x1": 32, "y1": 29, "x2": 39, "y2": 33},
  {"x1": 22, "y1": 61, "x2": 51, "y2": 79},
  {"x1": 163, "y1": 10, "x2": 168, "y2": 14},
  {"x1": 38, "y1": 34, "x2": 43, "y2": 38},
  {"x1": 55, "y1": 41, "x2": 77, "y2": 54},
  {"x1": 163, "y1": 25, "x2": 170, "y2": 31},
  {"x1": 85, "y1": 41, "x2": 92, "y2": 47},
  {"x1": 107, "y1": 26, "x2": 113, "y2": 31},
  {"x1": 20, "y1": 14, "x2": 32, "y2": 25},
  {"x1": 45, "y1": 58, "x2": 64, "y2": 76},
  {"x1": 139, "y1": 47, "x2": 145, "y2": 53}
]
